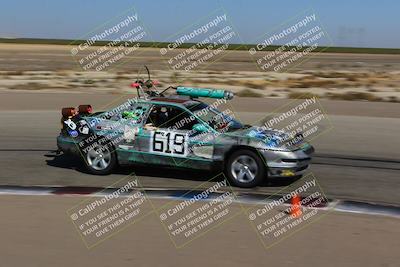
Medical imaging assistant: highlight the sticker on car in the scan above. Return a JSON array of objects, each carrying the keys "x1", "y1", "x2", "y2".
[{"x1": 150, "y1": 130, "x2": 188, "y2": 157}]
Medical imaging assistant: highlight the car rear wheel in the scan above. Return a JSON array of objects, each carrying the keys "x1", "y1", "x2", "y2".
[
  {"x1": 225, "y1": 149, "x2": 265, "y2": 188},
  {"x1": 82, "y1": 142, "x2": 117, "y2": 175}
]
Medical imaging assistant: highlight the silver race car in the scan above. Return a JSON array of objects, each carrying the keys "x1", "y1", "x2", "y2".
[{"x1": 57, "y1": 69, "x2": 314, "y2": 188}]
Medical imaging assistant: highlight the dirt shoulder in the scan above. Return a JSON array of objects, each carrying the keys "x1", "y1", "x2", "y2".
[{"x1": 0, "y1": 91, "x2": 399, "y2": 118}]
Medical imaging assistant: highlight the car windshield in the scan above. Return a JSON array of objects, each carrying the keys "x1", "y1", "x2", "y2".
[{"x1": 188, "y1": 102, "x2": 245, "y2": 132}]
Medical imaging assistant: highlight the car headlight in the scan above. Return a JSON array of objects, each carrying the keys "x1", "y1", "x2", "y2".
[{"x1": 258, "y1": 136, "x2": 291, "y2": 151}]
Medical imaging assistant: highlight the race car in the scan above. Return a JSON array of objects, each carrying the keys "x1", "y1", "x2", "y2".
[{"x1": 57, "y1": 68, "x2": 314, "y2": 188}]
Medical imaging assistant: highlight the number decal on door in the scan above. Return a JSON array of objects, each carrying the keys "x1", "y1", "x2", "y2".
[{"x1": 151, "y1": 130, "x2": 188, "y2": 157}]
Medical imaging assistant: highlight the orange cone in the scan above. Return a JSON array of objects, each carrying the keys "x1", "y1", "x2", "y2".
[{"x1": 291, "y1": 194, "x2": 302, "y2": 218}]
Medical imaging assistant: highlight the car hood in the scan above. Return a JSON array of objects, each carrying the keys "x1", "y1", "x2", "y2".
[{"x1": 236, "y1": 126, "x2": 304, "y2": 149}]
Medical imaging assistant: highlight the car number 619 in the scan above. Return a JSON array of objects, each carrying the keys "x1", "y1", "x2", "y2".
[{"x1": 151, "y1": 130, "x2": 188, "y2": 157}]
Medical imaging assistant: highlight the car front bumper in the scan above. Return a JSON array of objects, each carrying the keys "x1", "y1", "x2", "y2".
[{"x1": 258, "y1": 144, "x2": 315, "y2": 178}]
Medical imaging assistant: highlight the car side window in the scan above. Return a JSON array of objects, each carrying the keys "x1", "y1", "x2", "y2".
[{"x1": 146, "y1": 105, "x2": 199, "y2": 130}]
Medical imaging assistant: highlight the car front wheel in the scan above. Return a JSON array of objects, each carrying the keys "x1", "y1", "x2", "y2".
[{"x1": 225, "y1": 149, "x2": 266, "y2": 188}]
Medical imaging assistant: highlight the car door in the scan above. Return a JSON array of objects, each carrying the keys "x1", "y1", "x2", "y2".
[
  {"x1": 138, "y1": 103, "x2": 216, "y2": 168},
  {"x1": 115, "y1": 102, "x2": 152, "y2": 154}
]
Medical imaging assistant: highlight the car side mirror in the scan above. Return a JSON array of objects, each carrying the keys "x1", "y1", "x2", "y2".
[{"x1": 192, "y1": 123, "x2": 208, "y2": 133}]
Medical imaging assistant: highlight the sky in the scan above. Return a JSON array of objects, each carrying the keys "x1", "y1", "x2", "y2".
[{"x1": 0, "y1": 0, "x2": 399, "y2": 48}]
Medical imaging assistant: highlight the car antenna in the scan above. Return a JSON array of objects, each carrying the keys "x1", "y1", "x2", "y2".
[
  {"x1": 145, "y1": 65, "x2": 150, "y2": 81},
  {"x1": 131, "y1": 66, "x2": 163, "y2": 98}
]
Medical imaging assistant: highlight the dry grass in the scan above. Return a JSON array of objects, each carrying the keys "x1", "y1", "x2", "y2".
[
  {"x1": 1, "y1": 69, "x2": 399, "y2": 103},
  {"x1": 387, "y1": 96, "x2": 400, "y2": 102},
  {"x1": 9, "y1": 82, "x2": 49, "y2": 90},
  {"x1": 236, "y1": 89, "x2": 263, "y2": 97},
  {"x1": 325, "y1": 92, "x2": 381, "y2": 101},
  {"x1": 3, "y1": 70, "x2": 25, "y2": 76},
  {"x1": 285, "y1": 78, "x2": 338, "y2": 88},
  {"x1": 288, "y1": 91, "x2": 320, "y2": 99},
  {"x1": 186, "y1": 78, "x2": 269, "y2": 89},
  {"x1": 241, "y1": 80, "x2": 269, "y2": 89}
]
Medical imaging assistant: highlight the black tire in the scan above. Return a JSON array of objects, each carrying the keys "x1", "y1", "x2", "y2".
[
  {"x1": 81, "y1": 139, "x2": 117, "y2": 175},
  {"x1": 224, "y1": 149, "x2": 266, "y2": 188}
]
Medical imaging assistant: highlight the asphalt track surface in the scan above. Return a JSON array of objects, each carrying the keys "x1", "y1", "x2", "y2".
[
  {"x1": 0, "y1": 195, "x2": 399, "y2": 267},
  {"x1": 1, "y1": 92, "x2": 399, "y2": 205}
]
